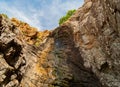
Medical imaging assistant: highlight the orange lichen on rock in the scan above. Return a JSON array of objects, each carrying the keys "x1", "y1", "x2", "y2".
[
  {"x1": 11, "y1": 18, "x2": 37, "y2": 36},
  {"x1": 11, "y1": 18, "x2": 50, "y2": 46}
]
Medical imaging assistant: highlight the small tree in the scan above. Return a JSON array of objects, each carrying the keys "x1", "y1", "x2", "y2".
[{"x1": 59, "y1": 9, "x2": 76, "y2": 25}]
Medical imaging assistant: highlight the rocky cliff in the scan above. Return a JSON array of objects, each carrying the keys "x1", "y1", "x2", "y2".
[{"x1": 0, "y1": 0, "x2": 120, "y2": 87}]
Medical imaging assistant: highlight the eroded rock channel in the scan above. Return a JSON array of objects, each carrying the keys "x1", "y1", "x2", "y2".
[{"x1": 0, "y1": 0, "x2": 120, "y2": 87}]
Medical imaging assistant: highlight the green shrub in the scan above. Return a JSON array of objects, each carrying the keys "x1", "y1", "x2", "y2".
[
  {"x1": 59, "y1": 9, "x2": 76, "y2": 25},
  {"x1": 1, "y1": 13, "x2": 8, "y2": 18}
]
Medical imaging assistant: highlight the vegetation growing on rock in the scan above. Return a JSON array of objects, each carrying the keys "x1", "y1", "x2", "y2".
[
  {"x1": 0, "y1": 0, "x2": 120, "y2": 87},
  {"x1": 59, "y1": 9, "x2": 76, "y2": 25},
  {"x1": 1, "y1": 13, "x2": 8, "y2": 18}
]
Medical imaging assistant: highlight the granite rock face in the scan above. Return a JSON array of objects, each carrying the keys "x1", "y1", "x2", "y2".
[{"x1": 0, "y1": 0, "x2": 120, "y2": 87}]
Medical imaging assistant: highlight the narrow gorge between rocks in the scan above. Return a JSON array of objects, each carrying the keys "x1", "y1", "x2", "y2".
[{"x1": 0, "y1": 0, "x2": 120, "y2": 87}]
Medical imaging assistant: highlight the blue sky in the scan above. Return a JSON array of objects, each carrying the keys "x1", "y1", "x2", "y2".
[{"x1": 0, "y1": 0, "x2": 84, "y2": 30}]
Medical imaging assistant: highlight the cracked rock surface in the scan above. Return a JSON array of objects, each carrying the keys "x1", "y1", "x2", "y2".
[{"x1": 0, "y1": 0, "x2": 120, "y2": 87}]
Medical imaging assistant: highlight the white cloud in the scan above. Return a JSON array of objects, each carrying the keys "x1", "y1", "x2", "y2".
[
  {"x1": 0, "y1": 2, "x2": 43, "y2": 30},
  {"x1": 35, "y1": 0, "x2": 84, "y2": 30},
  {"x1": 0, "y1": 0, "x2": 84, "y2": 30}
]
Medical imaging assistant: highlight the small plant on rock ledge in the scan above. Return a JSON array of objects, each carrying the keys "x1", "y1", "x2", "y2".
[
  {"x1": 1, "y1": 13, "x2": 8, "y2": 18},
  {"x1": 59, "y1": 9, "x2": 76, "y2": 25}
]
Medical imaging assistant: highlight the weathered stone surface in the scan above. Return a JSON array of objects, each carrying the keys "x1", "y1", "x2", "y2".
[
  {"x1": 0, "y1": 0, "x2": 120, "y2": 87},
  {"x1": 11, "y1": 18, "x2": 50, "y2": 46},
  {"x1": 65, "y1": 0, "x2": 120, "y2": 86},
  {"x1": 0, "y1": 15, "x2": 39, "y2": 87}
]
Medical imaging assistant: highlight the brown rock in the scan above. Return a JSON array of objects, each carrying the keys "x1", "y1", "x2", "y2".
[{"x1": 0, "y1": 0, "x2": 120, "y2": 87}]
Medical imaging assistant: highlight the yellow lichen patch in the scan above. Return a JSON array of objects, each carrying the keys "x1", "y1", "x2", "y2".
[
  {"x1": 34, "y1": 39, "x2": 55, "y2": 83},
  {"x1": 35, "y1": 30, "x2": 50, "y2": 45},
  {"x1": 35, "y1": 63, "x2": 47, "y2": 75},
  {"x1": 11, "y1": 18, "x2": 37, "y2": 44},
  {"x1": 11, "y1": 18, "x2": 37, "y2": 35},
  {"x1": 11, "y1": 18, "x2": 51, "y2": 46}
]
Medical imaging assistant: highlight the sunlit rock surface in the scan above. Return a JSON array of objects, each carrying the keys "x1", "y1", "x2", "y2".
[{"x1": 0, "y1": 0, "x2": 120, "y2": 87}]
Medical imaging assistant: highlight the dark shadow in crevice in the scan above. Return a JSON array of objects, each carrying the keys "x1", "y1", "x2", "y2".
[
  {"x1": 2, "y1": 40, "x2": 22, "y2": 67},
  {"x1": 53, "y1": 25, "x2": 104, "y2": 87},
  {"x1": 0, "y1": 69, "x2": 13, "y2": 86}
]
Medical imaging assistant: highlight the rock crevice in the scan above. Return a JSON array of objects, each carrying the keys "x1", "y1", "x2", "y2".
[{"x1": 0, "y1": 0, "x2": 120, "y2": 87}]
